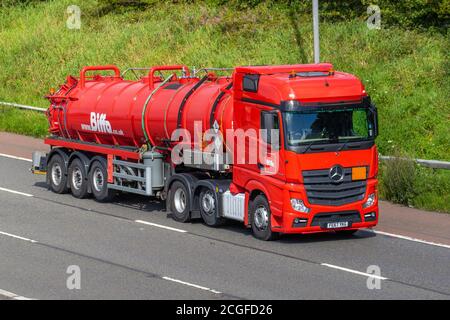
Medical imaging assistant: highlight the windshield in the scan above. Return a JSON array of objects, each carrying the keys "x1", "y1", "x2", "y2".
[{"x1": 284, "y1": 107, "x2": 375, "y2": 146}]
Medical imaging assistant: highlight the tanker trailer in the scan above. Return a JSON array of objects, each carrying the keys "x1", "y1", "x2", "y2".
[{"x1": 33, "y1": 63, "x2": 380, "y2": 241}]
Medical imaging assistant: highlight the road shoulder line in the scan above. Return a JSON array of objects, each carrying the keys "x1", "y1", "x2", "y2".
[{"x1": 374, "y1": 230, "x2": 450, "y2": 249}]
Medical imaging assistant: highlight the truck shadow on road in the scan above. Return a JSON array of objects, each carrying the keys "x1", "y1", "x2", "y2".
[
  {"x1": 111, "y1": 194, "x2": 375, "y2": 243},
  {"x1": 217, "y1": 220, "x2": 376, "y2": 244}
]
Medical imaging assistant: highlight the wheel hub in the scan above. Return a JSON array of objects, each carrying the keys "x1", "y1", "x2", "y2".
[
  {"x1": 254, "y1": 206, "x2": 269, "y2": 231},
  {"x1": 174, "y1": 188, "x2": 187, "y2": 213},
  {"x1": 72, "y1": 167, "x2": 83, "y2": 190},
  {"x1": 51, "y1": 163, "x2": 62, "y2": 186},
  {"x1": 201, "y1": 191, "x2": 215, "y2": 215},
  {"x1": 93, "y1": 168, "x2": 104, "y2": 192}
]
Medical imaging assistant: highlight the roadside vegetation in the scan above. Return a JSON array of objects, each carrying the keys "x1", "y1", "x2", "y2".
[{"x1": 0, "y1": 0, "x2": 448, "y2": 212}]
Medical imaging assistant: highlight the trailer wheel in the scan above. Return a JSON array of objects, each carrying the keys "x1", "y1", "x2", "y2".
[
  {"x1": 68, "y1": 158, "x2": 88, "y2": 199},
  {"x1": 250, "y1": 195, "x2": 279, "y2": 241},
  {"x1": 47, "y1": 154, "x2": 68, "y2": 194},
  {"x1": 89, "y1": 160, "x2": 115, "y2": 202},
  {"x1": 168, "y1": 181, "x2": 191, "y2": 223},
  {"x1": 199, "y1": 188, "x2": 225, "y2": 227}
]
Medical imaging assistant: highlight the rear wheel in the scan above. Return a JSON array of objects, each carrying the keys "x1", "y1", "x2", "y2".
[
  {"x1": 199, "y1": 188, "x2": 225, "y2": 227},
  {"x1": 68, "y1": 158, "x2": 88, "y2": 199},
  {"x1": 47, "y1": 154, "x2": 68, "y2": 194},
  {"x1": 168, "y1": 181, "x2": 191, "y2": 223},
  {"x1": 89, "y1": 160, "x2": 115, "y2": 202},
  {"x1": 251, "y1": 195, "x2": 279, "y2": 241}
]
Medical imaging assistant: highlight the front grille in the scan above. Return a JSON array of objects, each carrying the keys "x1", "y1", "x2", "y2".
[
  {"x1": 303, "y1": 168, "x2": 366, "y2": 206},
  {"x1": 311, "y1": 211, "x2": 361, "y2": 227}
]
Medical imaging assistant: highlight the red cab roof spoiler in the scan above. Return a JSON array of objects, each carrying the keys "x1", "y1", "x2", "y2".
[{"x1": 235, "y1": 63, "x2": 333, "y2": 75}]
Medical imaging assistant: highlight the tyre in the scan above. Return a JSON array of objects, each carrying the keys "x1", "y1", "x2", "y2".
[
  {"x1": 199, "y1": 188, "x2": 225, "y2": 227},
  {"x1": 89, "y1": 160, "x2": 115, "y2": 202},
  {"x1": 168, "y1": 181, "x2": 191, "y2": 223},
  {"x1": 47, "y1": 154, "x2": 68, "y2": 194},
  {"x1": 335, "y1": 229, "x2": 358, "y2": 236},
  {"x1": 250, "y1": 195, "x2": 279, "y2": 241},
  {"x1": 68, "y1": 158, "x2": 89, "y2": 199}
]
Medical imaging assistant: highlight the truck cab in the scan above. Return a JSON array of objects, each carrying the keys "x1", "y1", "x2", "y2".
[{"x1": 231, "y1": 63, "x2": 379, "y2": 240}]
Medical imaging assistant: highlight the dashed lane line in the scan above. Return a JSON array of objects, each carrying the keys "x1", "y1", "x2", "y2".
[
  {"x1": 0, "y1": 187, "x2": 33, "y2": 197},
  {"x1": 0, "y1": 153, "x2": 32, "y2": 162},
  {"x1": 0, "y1": 288, "x2": 33, "y2": 300},
  {"x1": 0, "y1": 231, "x2": 38, "y2": 243}
]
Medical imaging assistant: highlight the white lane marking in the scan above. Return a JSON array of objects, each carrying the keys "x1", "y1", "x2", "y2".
[
  {"x1": 0, "y1": 288, "x2": 33, "y2": 300},
  {"x1": 0, "y1": 187, "x2": 33, "y2": 197},
  {"x1": 321, "y1": 263, "x2": 388, "y2": 280},
  {"x1": 135, "y1": 220, "x2": 187, "y2": 233},
  {"x1": 0, "y1": 231, "x2": 38, "y2": 243},
  {"x1": 373, "y1": 230, "x2": 450, "y2": 250},
  {"x1": 0, "y1": 153, "x2": 32, "y2": 162},
  {"x1": 162, "y1": 276, "x2": 222, "y2": 294}
]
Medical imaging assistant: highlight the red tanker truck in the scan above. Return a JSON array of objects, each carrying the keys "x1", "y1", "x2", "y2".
[{"x1": 32, "y1": 63, "x2": 379, "y2": 240}]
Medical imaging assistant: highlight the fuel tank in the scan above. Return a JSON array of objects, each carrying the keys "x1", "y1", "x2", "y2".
[{"x1": 46, "y1": 65, "x2": 233, "y2": 152}]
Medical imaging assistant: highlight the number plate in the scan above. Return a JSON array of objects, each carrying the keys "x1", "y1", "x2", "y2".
[{"x1": 325, "y1": 221, "x2": 349, "y2": 229}]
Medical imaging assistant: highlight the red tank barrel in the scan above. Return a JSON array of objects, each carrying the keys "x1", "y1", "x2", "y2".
[{"x1": 46, "y1": 65, "x2": 234, "y2": 152}]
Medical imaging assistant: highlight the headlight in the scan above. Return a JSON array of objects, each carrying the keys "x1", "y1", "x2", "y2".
[
  {"x1": 363, "y1": 193, "x2": 376, "y2": 208},
  {"x1": 290, "y1": 199, "x2": 310, "y2": 213}
]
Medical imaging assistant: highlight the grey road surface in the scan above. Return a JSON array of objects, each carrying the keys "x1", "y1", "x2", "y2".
[{"x1": 0, "y1": 155, "x2": 449, "y2": 299}]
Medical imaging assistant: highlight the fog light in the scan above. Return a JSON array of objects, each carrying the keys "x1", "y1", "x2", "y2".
[
  {"x1": 293, "y1": 218, "x2": 308, "y2": 228},
  {"x1": 291, "y1": 199, "x2": 310, "y2": 213},
  {"x1": 363, "y1": 193, "x2": 376, "y2": 208},
  {"x1": 364, "y1": 212, "x2": 376, "y2": 221}
]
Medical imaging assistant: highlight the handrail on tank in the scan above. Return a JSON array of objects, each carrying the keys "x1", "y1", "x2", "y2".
[
  {"x1": 193, "y1": 67, "x2": 234, "y2": 77},
  {"x1": 121, "y1": 67, "x2": 152, "y2": 80},
  {"x1": 79, "y1": 65, "x2": 121, "y2": 88},
  {"x1": 148, "y1": 65, "x2": 190, "y2": 89}
]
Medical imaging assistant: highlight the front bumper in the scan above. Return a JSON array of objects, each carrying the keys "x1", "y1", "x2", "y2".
[{"x1": 272, "y1": 179, "x2": 378, "y2": 234}]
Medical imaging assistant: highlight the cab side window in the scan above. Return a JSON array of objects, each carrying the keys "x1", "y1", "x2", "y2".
[{"x1": 261, "y1": 111, "x2": 280, "y2": 149}]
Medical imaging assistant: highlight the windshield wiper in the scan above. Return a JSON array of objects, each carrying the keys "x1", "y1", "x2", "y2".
[
  {"x1": 337, "y1": 140, "x2": 348, "y2": 152},
  {"x1": 301, "y1": 141, "x2": 316, "y2": 154}
]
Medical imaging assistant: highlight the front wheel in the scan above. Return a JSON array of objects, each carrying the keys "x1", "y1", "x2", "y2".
[{"x1": 250, "y1": 195, "x2": 279, "y2": 241}]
